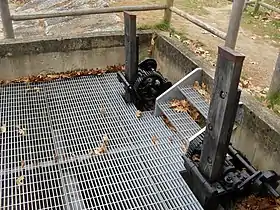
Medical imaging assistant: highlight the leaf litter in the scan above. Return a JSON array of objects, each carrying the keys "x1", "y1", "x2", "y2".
[
  {"x1": 193, "y1": 81, "x2": 210, "y2": 103},
  {"x1": 162, "y1": 115, "x2": 177, "y2": 132},
  {"x1": 0, "y1": 65, "x2": 125, "y2": 86},
  {"x1": 17, "y1": 126, "x2": 26, "y2": 136},
  {"x1": 90, "y1": 134, "x2": 109, "y2": 156},
  {"x1": 152, "y1": 135, "x2": 158, "y2": 145},
  {"x1": 169, "y1": 99, "x2": 201, "y2": 122},
  {"x1": 135, "y1": 110, "x2": 142, "y2": 119},
  {"x1": 235, "y1": 195, "x2": 280, "y2": 210}
]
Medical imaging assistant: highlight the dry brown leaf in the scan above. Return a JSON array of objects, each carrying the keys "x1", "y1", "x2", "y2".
[
  {"x1": 1, "y1": 124, "x2": 6, "y2": 133},
  {"x1": 21, "y1": 160, "x2": 25, "y2": 168},
  {"x1": 136, "y1": 110, "x2": 142, "y2": 119},
  {"x1": 169, "y1": 99, "x2": 201, "y2": 122},
  {"x1": 235, "y1": 195, "x2": 280, "y2": 210},
  {"x1": 152, "y1": 135, "x2": 158, "y2": 145},
  {"x1": 162, "y1": 115, "x2": 177, "y2": 132},
  {"x1": 193, "y1": 81, "x2": 210, "y2": 103},
  {"x1": 0, "y1": 65, "x2": 125, "y2": 85},
  {"x1": 192, "y1": 154, "x2": 200, "y2": 162},
  {"x1": 47, "y1": 74, "x2": 60, "y2": 79},
  {"x1": 94, "y1": 143, "x2": 107, "y2": 155},
  {"x1": 181, "y1": 144, "x2": 188, "y2": 153},
  {"x1": 193, "y1": 81, "x2": 200, "y2": 89}
]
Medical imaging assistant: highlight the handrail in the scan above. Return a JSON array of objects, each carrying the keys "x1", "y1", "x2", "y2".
[
  {"x1": 259, "y1": 1, "x2": 280, "y2": 13},
  {"x1": 11, "y1": 5, "x2": 167, "y2": 21},
  {"x1": 170, "y1": 7, "x2": 227, "y2": 40}
]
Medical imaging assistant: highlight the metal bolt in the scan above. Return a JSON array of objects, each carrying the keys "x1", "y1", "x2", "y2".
[
  {"x1": 208, "y1": 123, "x2": 213, "y2": 131},
  {"x1": 220, "y1": 91, "x2": 227, "y2": 99}
]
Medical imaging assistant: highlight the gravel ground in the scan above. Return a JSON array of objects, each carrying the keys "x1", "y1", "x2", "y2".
[{"x1": 1, "y1": 0, "x2": 122, "y2": 39}]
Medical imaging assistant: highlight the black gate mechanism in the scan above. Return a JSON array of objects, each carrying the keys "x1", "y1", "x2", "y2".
[
  {"x1": 117, "y1": 58, "x2": 172, "y2": 111},
  {"x1": 117, "y1": 12, "x2": 171, "y2": 111},
  {"x1": 180, "y1": 46, "x2": 280, "y2": 210}
]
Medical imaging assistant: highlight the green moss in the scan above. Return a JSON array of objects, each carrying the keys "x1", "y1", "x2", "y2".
[{"x1": 138, "y1": 21, "x2": 171, "y2": 31}]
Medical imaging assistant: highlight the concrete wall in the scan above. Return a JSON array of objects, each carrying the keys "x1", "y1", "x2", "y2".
[
  {"x1": 154, "y1": 35, "x2": 215, "y2": 83},
  {"x1": 154, "y1": 33, "x2": 280, "y2": 175},
  {"x1": 0, "y1": 31, "x2": 152, "y2": 80}
]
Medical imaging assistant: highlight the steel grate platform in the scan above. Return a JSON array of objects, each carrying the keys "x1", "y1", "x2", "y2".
[{"x1": 0, "y1": 73, "x2": 203, "y2": 210}]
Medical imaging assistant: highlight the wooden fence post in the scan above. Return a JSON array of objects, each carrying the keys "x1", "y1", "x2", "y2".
[
  {"x1": 268, "y1": 52, "x2": 280, "y2": 97},
  {"x1": 253, "y1": 0, "x2": 261, "y2": 14},
  {"x1": 0, "y1": 0, "x2": 15, "y2": 38},
  {"x1": 224, "y1": 0, "x2": 245, "y2": 50},
  {"x1": 199, "y1": 46, "x2": 245, "y2": 182},
  {"x1": 163, "y1": 0, "x2": 174, "y2": 25}
]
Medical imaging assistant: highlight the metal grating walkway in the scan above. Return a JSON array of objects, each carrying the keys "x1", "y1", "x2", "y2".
[{"x1": 0, "y1": 73, "x2": 203, "y2": 210}]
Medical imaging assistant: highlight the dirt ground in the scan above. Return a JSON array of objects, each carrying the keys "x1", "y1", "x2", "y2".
[{"x1": 112, "y1": 0, "x2": 279, "y2": 89}]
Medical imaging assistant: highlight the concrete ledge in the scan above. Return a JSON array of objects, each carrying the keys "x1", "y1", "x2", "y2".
[
  {"x1": 0, "y1": 31, "x2": 152, "y2": 80},
  {"x1": 154, "y1": 33, "x2": 280, "y2": 174},
  {"x1": 0, "y1": 30, "x2": 153, "y2": 57}
]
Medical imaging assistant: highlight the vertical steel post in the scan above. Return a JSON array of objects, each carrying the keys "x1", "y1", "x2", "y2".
[
  {"x1": 199, "y1": 46, "x2": 245, "y2": 182},
  {"x1": 0, "y1": 0, "x2": 15, "y2": 39},
  {"x1": 124, "y1": 11, "x2": 137, "y2": 85}
]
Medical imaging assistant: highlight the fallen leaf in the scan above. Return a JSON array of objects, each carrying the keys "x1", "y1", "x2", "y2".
[
  {"x1": 181, "y1": 144, "x2": 188, "y2": 153},
  {"x1": 18, "y1": 127, "x2": 26, "y2": 136},
  {"x1": 16, "y1": 175, "x2": 24, "y2": 185},
  {"x1": 192, "y1": 154, "x2": 200, "y2": 162},
  {"x1": 21, "y1": 160, "x2": 25, "y2": 168},
  {"x1": 152, "y1": 135, "x2": 158, "y2": 145},
  {"x1": 94, "y1": 143, "x2": 107, "y2": 155},
  {"x1": 0, "y1": 124, "x2": 6, "y2": 133},
  {"x1": 193, "y1": 81, "x2": 211, "y2": 103},
  {"x1": 136, "y1": 110, "x2": 142, "y2": 118},
  {"x1": 47, "y1": 74, "x2": 60, "y2": 79},
  {"x1": 162, "y1": 115, "x2": 177, "y2": 132},
  {"x1": 169, "y1": 99, "x2": 201, "y2": 122},
  {"x1": 0, "y1": 65, "x2": 125, "y2": 85}
]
